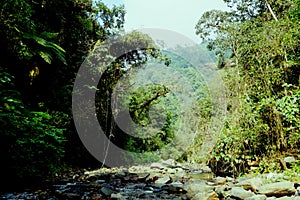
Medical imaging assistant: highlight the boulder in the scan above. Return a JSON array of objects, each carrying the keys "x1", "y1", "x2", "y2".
[
  {"x1": 154, "y1": 175, "x2": 172, "y2": 185},
  {"x1": 184, "y1": 182, "x2": 214, "y2": 199},
  {"x1": 257, "y1": 181, "x2": 296, "y2": 197},
  {"x1": 192, "y1": 191, "x2": 219, "y2": 200},
  {"x1": 236, "y1": 177, "x2": 263, "y2": 192},
  {"x1": 230, "y1": 187, "x2": 255, "y2": 199}
]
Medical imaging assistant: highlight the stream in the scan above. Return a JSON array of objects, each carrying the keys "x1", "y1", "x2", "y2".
[{"x1": 1, "y1": 159, "x2": 299, "y2": 199}]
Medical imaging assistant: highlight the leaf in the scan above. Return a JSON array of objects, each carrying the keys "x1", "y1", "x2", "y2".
[
  {"x1": 22, "y1": 32, "x2": 67, "y2": 65},
  {"x1": 39, "y1": 51, "x2": 52, "y2": 64}
]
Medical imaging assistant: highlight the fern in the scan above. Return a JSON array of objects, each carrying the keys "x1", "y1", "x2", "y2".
[{"x1": 15, "y1": 28, "x2": 67, "y2": 65}]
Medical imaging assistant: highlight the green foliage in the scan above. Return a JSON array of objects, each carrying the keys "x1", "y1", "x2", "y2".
[
  {"x1": 0, "y1": 70, "x2": 66, "y2": 179},
  {"x1": 196, "y1": 0, "x2": 300, "y2": 175},
  {"x1": 0, "y1": 0, "x2": 126, "y2": 181},
  {"x1": 124, "y1": 84, "x2": 175, "y2": 152},
  {"x1": 129, "y1": 85, "x2": 170, "y2": 126}
]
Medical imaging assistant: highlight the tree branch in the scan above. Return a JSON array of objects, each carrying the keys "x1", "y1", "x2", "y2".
[{"x1": 265, "y1": 0, "x2": 278, "y2": 21}]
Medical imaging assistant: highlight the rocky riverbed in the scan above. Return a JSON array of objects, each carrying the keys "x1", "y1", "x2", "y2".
[{"x1": 1, "y1": 159, "x2": 300, "y2": 199}]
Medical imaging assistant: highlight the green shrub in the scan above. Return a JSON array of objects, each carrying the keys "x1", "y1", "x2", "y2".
[{"x1": 0, "y1": 70, "x2": 66, "y2": 179}]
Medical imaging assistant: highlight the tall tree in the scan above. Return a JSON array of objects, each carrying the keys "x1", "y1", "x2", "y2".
[{"x1": 195, "y1": 0, "x2": 300, "y2": 175}]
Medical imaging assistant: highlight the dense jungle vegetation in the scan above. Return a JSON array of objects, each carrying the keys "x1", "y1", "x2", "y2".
[{"x1": 0, "y1": 0, "x2": 299, "y2": 190}]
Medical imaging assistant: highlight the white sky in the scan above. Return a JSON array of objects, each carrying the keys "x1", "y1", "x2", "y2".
[{"x1": 102, "y1": 0, "x2": 228, "y2": 43}]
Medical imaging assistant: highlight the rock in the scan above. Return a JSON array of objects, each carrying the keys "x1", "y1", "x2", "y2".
[
  {"x1": 283, "y1": 156, "x2": 297, "y2": 168},
  {"x1": 128, "y1": 165, "x2": 150, "y2": 173},
  {"x1": 184, "y1": 182, "x2": 214, "y2": 199},
  {"x1": 167, "y1": 168, "x2": 177, "y2": 174},
  {"x1": 213, "y1": 177, "x2": 227, "y2": 185},
  {"x1": 145, "y1": 172, "x2": 160, "y2": 182},
  {"x1": 245, "y1": 194, "x2": 267, "y2": 200},
  {"x1": 276, "y1": 197, "x2": 300, "y2": 200},
  {"x1": 58, "y1": 192, "x2": 82, "y2": 199},
  {"x1": 171, "y1": 171, "x2": 187, "y2": 183},
  {"x1": 257, "y1": 181, "x2": 296, "y2": 197},
  {"x1": 226, "y1": 177, "x2": 235, "y2": 182},
  {"x1": 284, "y1": 157, "x2": 296, "y2": 163},
  {"x1": 150, "y1": 162, "x2": 167, "y2": 170},
  {"x1": 296, "y1": 186, "x2": 300, "y2": 196},
  {"x1": 100, "y1": 187, "x2": 114, "y2": 196},
  {"x1": 111, "y1": 193, "x2": 124, "y2": 199},
  {"x1": 236, "y1": 177, "x2": 263, "y2": 192},
  {"x1": 190, "y1": 172, "x2": 215, "y2": 182},
  {"x1": 266, "y1": 173, "x2": 284, "y2": 180},
  {"x1": 163, "y1": 182, "x2": 186, "y2": 194},
  {"x1": 202, "y1": 166, "x2": 212, "y2": 173},
  {"x1": 154, "y1": 175, "x2": 172, "y2": 185},
  {"x1": 215, "y1": 184, "x2": 232, "y2": 198},
  {"x1": 162, "y1": 159, "x2": 176, "y2": 166},
  {"x1": 230, "y1": 187, "x2": 255, "y2": 199},
  {"x1": 192, "y1": 191, "x2": 219, "y2": 200}
]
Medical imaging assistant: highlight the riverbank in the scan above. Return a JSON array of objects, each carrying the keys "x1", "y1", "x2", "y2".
[{"x1": 1, "y1": 159, "x2": 299, "y2": 199}]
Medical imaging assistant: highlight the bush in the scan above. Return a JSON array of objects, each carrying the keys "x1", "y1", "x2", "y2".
[{"x1": 0, "y1": 70, "x2": 66, "y2": 182}]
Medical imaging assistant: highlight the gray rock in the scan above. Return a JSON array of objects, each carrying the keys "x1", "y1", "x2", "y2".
[
  {"x1": 284, "y1": 157, "x2": 296, "y2": 163},
  {"x1": 150, "y1": 162, "x2": 167, "y2": 170},
  {"x1": 101, "y1": 187, "x2": 114, "y2": 196},
  {"x1": 162, "y1": 159, "x2": 176, "y2": 166},
  {"x1": 266, "y1": 173, "x2": 284, "y2": 180},
  {"x1": 154, "y1": 175, "x2": 171, "y2": 185},
  {"x1": 202, "y1": 166, "x2": 213, "y2": 173},
  {"x1": 167, "y1": 168, "x2": 177, "y2": 174},
  {"x1": 214, "y1": 177, "x2": 227, "y2": 185},
  {"x1": 230, "y1": 187, "x2": 255, "y2": 199},
  {"x1": 184, "y1": 182, "x2": 214, "y2": 199},
  {"x1": 276, "y1": 196, "x2": 300, "y2": 200},
  {"x1": 190, "y1": 172, "x2": 215, "y2": 182},
  {"x1": 257, "y1": 181, "x2": 296, "y2": 197},
  {"x1": 192, "y1": 191, "x2": 219, "y2": 200},
  {"x1": 245, "y1": 194, "x2": 267, "y2": 200},
  {"x1": 215, "y1": 184, "x2": 232, "y2": 199},
  {"x1": 296, "y1": 186, "x2": 300, "y2": 196},
  {"x1": 236, "y1": 177, "x2": 263, "y2": 192},
  {"x1": 111, "y1": 193, "x2": 126, "y2": 199}
]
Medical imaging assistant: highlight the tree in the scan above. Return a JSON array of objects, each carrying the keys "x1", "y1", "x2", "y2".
[
  {"x1": 195, "y1": 0, "x2": 300, "y2": 175},
  {"x1": 0, "y1": 0, "x2": 126, "y2": 187}
]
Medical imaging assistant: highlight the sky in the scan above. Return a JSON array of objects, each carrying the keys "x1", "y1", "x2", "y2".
[{"x1": 102, "y1": 0, "x2": 229, "y2": 43}]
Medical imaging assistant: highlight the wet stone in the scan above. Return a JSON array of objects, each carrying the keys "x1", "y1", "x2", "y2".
[{"x1": 1, "y1": 162, "x2": 300, "y2": 200}]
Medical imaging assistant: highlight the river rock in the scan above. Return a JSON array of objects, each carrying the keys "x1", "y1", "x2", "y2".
[
  {"x1": 100, "y1": 186, "x2": 114, "y2": 196},
  {"x1": 230, "y1": 186, "x2": 255, "y2": 199},
  {"x1": 162, "y1": 159, "x2": 176, "y2": 167},
  {"x1": 275, "y1": 197, "x2": 300, "y2": 200},
  {"x1": 213, "y1": 176, "x2": 227, "y2": 185},
  {"x1": 245, "y1": 194, "x2": 267, "y2": 200},
  {"x1": 184, "y1": 181, "x2": 214, "y2": 199},
  {"x1": 236, "y1": 177, "x2": 263, "y2": 192},
  {"x1": 257, "y1": 181, "x2": 296, "y2": 197},
  {"x1": 154, "y1": 175, "x2": 172, "y2": 185},
  {"x1": 215, "y1": 184, "x2": 231, "y2": 198},
  {"x1": 111, "y1": 193, "x2": 125, "y2": 199},
  {"x1": 266, "y1": 173, "x2": 284, "y2": 180},
  {"x1": 150, "y1": 162, "x2": 167, "y2": 170},
  {"x1": 192, "y1": 191, "x2": 219, "y2": 200}
]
